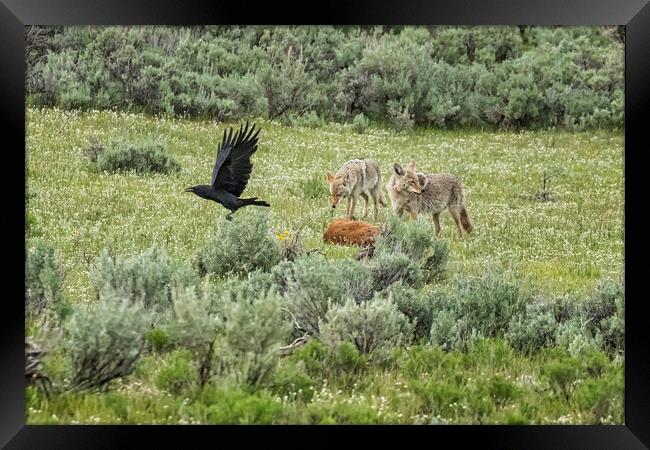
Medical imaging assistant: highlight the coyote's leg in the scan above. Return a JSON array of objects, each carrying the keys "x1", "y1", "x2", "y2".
[
  {"x1": 431, "y1": 213, "x2": 441, "y2": 235},
  {"x1": 372, "y1": 193, "x2": 379, "y2": 220},
  {"x1": 347, "y1": 196, "x2": 357, "y2": 220},
  {"x1": 396, "y1": 207, "x2": 404, "y2": 218},
  {"x1": 409, "y1": 210, "x2": 418, "y2": 220},
  {"x1": 448, "y1": 206, "x2": 464, "y2": 238},
  {"x1": 360, "y1": 192, "x2": 369, "y2": 217}
]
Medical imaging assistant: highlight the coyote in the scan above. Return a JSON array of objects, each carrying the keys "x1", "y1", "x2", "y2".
[
  {"x1": 387, "y1": 160, "x2": 473, "y2": 237},
  {"x1": 326, "y1": 159, "x2": 387, "y2": 220}
]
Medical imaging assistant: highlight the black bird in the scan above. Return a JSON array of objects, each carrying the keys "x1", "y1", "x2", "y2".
[{"x1": 185, "y1": 122, "x2": 270, "y2": 220}]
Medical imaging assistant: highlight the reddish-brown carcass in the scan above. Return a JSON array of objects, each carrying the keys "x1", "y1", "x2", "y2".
[{"x1": 323, "y1": 219, "x2": 381, "y2": 246}]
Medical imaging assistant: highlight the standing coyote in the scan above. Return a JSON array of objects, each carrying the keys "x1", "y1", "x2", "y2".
[
  {"x1": 326, "y1": 159, "x2": 387, "y2": 220},
  {"x1": 387, "y1": 160, "x2": 473, "y2": 237}
]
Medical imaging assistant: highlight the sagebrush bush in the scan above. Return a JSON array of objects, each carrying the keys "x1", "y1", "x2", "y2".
[
  {"x1": 167, "y1": 285, "x2": 219, "y2": 386},
  {"x1": 195, "y1": 209, "x2": 281, "y2": 278},
  {"x1": 277, "y1": 254, "x2": 369, "y2": 336},
  {"x1": 66, "y1": 289, "x2": 150, "y2": 390},
  {"x1": 217, "y1": 289, "x2": 292, "y2": 387},
  {"x1": 506, "y1": 300, "x2": 559, "y2": 354},
  {"x1": 369, "y1": 251, "x2": 423, "y2": 292},
  {"x1": 373, "y1": 215, "x2": 449, "y2": 283},
  {"x1": 581, "y1": 280, "x2": 624, "y2": 354},
  {"x1": 93, "y1": 139, "x2": 181, "y2": 174},
  {"x1": 430, "y1": 272, "x2": 528, "y2": 351},
  {"x1": 27, "y1": 26, "x2": 623, "y2": 130},
  {"x1": 320, "y1": 297, "x2": 413, "y2": 355},
  {"x1": 90, "y1": 245, "x2": 197, "y2": 313},
  {"x1": 381, "y1": 282, "x2": 435, "y2": 342},
  {"x1": 26, "y1": 239, "x2": 70, "y2": 321}
]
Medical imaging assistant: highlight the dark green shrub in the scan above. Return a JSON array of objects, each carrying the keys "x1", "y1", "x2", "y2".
[
  {"x1": 66, "y1": 289, "x2": 150, "y2": 390},
  {"x1": 195, "y1": 209, "x2": 281, "y2": 278},
  {"x1": 146, "y1": 328, "x2": 173, "y2": 353},
  {"x1": 94, "y1": 139, "x2": 181, "y2": 174},
  {"x1": 572, "y1": 365, "x2": 623, "y2": 423},
  {"x1": 268, "y1": 359, "x2": 316, "y2": 402},
  {"x1": 26, "y1": 239, "x2": 70, "y2": 321},
  {"x1": 167, "y1": 285, "x2": 219, "y2": 386},
  {"x1": 541, "y1": 356, "x2": 582, "y2": 400}
]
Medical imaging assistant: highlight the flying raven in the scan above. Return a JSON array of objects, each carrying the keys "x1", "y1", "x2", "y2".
[{"x1": 185, "y1": 122, "x2": 270, "y2": 220}]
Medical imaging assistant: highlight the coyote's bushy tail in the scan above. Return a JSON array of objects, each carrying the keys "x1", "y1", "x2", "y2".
[
  {"x1": 242, "y1": 197, "x2": 270, "y2": 207},
  {"x1": 460, "y1": 206, "x2": 472, "y2": 233}
]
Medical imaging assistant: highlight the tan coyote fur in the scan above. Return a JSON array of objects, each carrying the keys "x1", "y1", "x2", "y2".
[
  {"x1": 326, "y1": 159, "x2": 387, "y2": 220},
  {"x1": 386, "y1": 160, "x2": 473, "y2": 237}
]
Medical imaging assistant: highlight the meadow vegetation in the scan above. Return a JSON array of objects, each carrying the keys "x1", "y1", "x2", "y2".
[{"x1": 26, "y1": 107, "x2": 624, "y2": 424}]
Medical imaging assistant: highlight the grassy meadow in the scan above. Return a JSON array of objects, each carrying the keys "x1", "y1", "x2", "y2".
[
  {"x1": 26, "y1": 107, "x2": 624, "y2": 424},
  {"x1": 28, "y1": 107, "x2": 623, "y2": 298}
]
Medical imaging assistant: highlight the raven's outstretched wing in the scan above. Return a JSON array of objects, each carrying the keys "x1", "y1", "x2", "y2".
[{"x1": 211, "y1": 122, "x2": 261, "y2": 197}]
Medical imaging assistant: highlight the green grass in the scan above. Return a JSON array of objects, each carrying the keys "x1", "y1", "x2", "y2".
[
  {"x1": 27, "y1": 340, "x2": 623, "y2": 425},
  {"x1": 26, "y1": 107, "x2": 624, "y2": 424}
]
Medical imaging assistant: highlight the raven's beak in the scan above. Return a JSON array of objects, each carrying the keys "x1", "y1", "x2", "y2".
[{"x1": 184, "y1": 187, "x2": 193, "y2": 193}]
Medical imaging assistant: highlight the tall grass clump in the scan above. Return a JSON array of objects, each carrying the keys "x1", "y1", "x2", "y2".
[
  {"x1": 66, "y1": 289, "x2": 150, "y2": 390},
  {"x1": 195, "y1": 209, "x2": 281, "y2": 278},
  {"x1": 26, "y1": 239, "x2": 70, "y2": 322},
  {"x1": 90, "y1": 138, "x2": 181, "y2": 175}
]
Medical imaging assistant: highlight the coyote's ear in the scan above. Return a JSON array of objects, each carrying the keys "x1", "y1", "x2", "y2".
[
  {"x1": 417, "y1": 173, "x2": 428, "y2": 188},
  {"x1": 394, "y1": 164, "x2": 404, "y2": 176},
  {"x1": 326, "y1": 172, "x2": 335, "y2": 183},
  {"x1": 407, "y1": 160, "x2": 417, "y2": 170}
]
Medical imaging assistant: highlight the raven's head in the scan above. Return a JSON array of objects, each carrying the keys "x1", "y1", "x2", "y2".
[{"x1": 184, "y1": 185, "x2": 215, "y2": 200}]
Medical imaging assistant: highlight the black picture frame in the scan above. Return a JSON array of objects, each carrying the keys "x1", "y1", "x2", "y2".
[{"x1": 3, "y1": 0, "x2": 649, "y2": 448}]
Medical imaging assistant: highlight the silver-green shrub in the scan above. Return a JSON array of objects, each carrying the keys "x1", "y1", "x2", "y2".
[
  {"x1": 26, "y1": 239, "x2": 69, "y2": 321},
  {"x1": 381, "y1": 282, "x2": 435, "y2": 342},
  {"x1": 277, "y1": 254, "x2": 369, "y2": 336},
  {"x1": 320, "y1": 297, "x2": 413, "y2": 355},
  {"x1": 66, "y1": 289, "x2": 150, "y2": 390},
  {"x1": 166, "y1": 285, "x2": 220, "y2": 386},
  {"x1": 506, "y1": 300, "x2": 559, "y2": 354},
  {"x1": 94, "y1": 138, "x2": 181, "y2": 175},
  {"x1": 90, "y1": 245, "x2": 197, "y2": 313},
  {"x1": 430, "y1": 272, "x2": 528, "y2": 351},
  {"x1": 216, "y1": 289, "x2": 292, "y2": 387},
  {"x1": 373, "y1": 215, "x2": 448, "y2": 284},
  {"x1": 195, "y1": 209, "x2": 281, "y2": 278}
]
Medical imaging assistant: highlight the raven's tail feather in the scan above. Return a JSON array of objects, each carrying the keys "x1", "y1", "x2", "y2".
[{"x1": 242, "y1": 197, "x2": 270, "y2": 208}]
